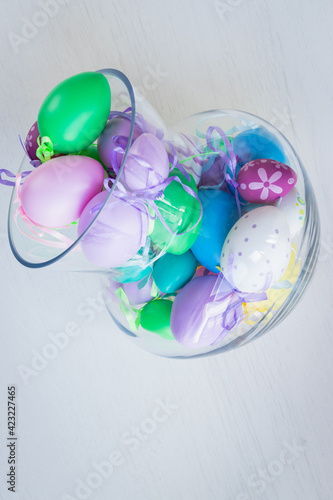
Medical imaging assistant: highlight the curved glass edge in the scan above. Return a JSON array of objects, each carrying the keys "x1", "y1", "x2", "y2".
[
  {"x1": 105, "y1": 109, "x2": 321, "y2": 358},
  {"x1": 8, "y1": 68, "x2": 136, "y2": 269}
]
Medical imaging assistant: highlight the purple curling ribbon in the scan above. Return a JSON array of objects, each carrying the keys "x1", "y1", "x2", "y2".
[
  {"x1": 0, "y1": 169, "x2": 30, "y2": 187},
  {"x1": 100, "y1": 172, "x2": 203, "y2": 239},
  {"x1": 205, "y1": 126, "x2": 242, "y2": 218},
  {"x1": 0, "y1": 135, "x2": 41, "y2": 187},
  {"x1": 207, "y1": 259, "x2": 272, "y2": 342},
  {"x1": 18, "y1": 135, "x2": 41, "y2": 168}
]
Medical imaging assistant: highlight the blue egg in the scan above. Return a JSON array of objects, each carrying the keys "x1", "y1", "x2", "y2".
[
  {"x1": 191, "y1": 190, "x2": 239, "y2": 273},
  {"x1": 232, "y1": 126, "x2": 288, "y2": 166},
  {"x1": 152, "y1": 250, "x2": 197, "y2": 293},
  {"x1": 113, "y1": 263, "x2": 152, "y2": 283}
]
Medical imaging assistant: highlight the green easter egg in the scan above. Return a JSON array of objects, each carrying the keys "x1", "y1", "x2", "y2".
[
  {"x1": 150, "y1": 168, "x2": 202, "y2": 254},
  {"x1": 140, "y1": 299, "x2": 174, "y2": 339},
  {"x1": 38, "y1": 72, "x2": 111, "y2": 154},
  {"x1": 78, "y1": 144, "x2": 107, "y2": 170}
]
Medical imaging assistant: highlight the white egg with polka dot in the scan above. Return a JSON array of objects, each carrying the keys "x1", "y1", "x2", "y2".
[{"x1": 220, "y1": 206, "x2": 291, "y2": 293}]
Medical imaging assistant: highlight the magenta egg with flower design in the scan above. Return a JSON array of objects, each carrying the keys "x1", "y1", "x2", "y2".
[{"x1": 237, "y1": 158, "x2": 297, "y2": 204}]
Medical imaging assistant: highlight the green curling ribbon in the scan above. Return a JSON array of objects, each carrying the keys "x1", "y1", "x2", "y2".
[
  {"x1": 150, "y1": 279, "x2": 160, "y2": 299},
  {"x1": 36, "y1": 136, "x2": 55, "y2": 163},
  {"x1": 115, "y1": 287, "x2": 141, "y2": 331}
]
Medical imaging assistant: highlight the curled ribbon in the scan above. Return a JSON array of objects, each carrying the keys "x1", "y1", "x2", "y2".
[
  {"x1": 36, "y1": 136, "x2": 54, "y2": 163},
  {"x1": 205, "y1": 126, "x2": 242, "y2": 218},
  {"x1": 18, "y1": 135, "x2": 41, "y2": 168},
  {"x1": 102, "y1": 172, "x2": 203, "y2": 240},
  {"x1": 115, "y1": 287, "x2": 142, "y2": 332}
]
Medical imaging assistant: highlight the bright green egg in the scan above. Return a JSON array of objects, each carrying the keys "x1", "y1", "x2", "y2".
[
  {"x1": 38, "y1": 72, "x2": 111, "y2": 154},
  {"x1": 140, "y1": 299, "x2": 174, "y2": 339},
  {"x1": 150, "y1": 168, "x2": 202, "y2": 255},
  {"x1": 78, "y1": 144, "x2": 107, "y2": 170}
]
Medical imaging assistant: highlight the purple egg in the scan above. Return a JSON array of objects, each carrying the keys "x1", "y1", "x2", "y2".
[
  {"x1": 199, "y1": 156, "x2": 225, "y2": 188},
  {"x1": 97, "y1": 116, "x2": 142, "y2": 169},
  {"x1": 124, "y1": 133, "x2": 170, "y2": 191},
  {"x1": 25, "y1": 121, "x2": 40, "y2": 161},
  {"x1": 170, "y1": 276, "x2": 242, "y2": 349},
  {"x1": 237, "y1": 158, "x2": 297, "y2": 203},
  {"x1": 122, "y1": 276, "x2": 154, "y2": 305},
  {"x1": 78, "y1": 190, "x2": 148, "y2": 268},
  {"x1": 107, "y1": 275, "x2": 154, "y2": 308}
]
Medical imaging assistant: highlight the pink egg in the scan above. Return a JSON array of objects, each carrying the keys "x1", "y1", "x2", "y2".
[
  {"x1": 78, "y1": 190, "x2": 147, "y2": 268},
  {"x1": 20, "y1": 155, "x2": 104, "y2": 227},
  {"x1": 124, "y1": 133, "x2": 170, "y2": 191},
  {"x1": 237, "y1": 158, "x2": 297, "y2": 203}
]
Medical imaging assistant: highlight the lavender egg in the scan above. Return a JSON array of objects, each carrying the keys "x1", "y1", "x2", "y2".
[
  {"x1": 170, "y1": 275, "x2": 242, "y2": 349},
  {"x1": 78, "y1": 190, "x2": 147, "y2": 268},
  {"x1": 97, "y1": 116, "x2": 142, "y2": 169},
  {"x1": 237, "y1": 158, "x2": 297, "y2": 204},
  {"x1": 124, "y1": 133, "x2": 170, "y2": 191}
]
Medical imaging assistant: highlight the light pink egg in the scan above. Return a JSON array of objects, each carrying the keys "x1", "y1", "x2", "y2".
[
  {"x1": 237, "y1": 158, "x2": 297, "y2": 203},
  {"x1": 20, "y1": 155, "x2": 104, "y2": 228}
]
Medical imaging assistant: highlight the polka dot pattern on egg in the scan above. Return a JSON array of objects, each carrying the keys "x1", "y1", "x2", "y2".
[{"x1": 220, "y1": 206, "x2": 291, "y2": 293}]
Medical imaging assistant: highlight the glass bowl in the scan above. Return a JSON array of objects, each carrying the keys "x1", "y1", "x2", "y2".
[{"x1": 7, "y1": 70, "x2": 320, "y2": 358}]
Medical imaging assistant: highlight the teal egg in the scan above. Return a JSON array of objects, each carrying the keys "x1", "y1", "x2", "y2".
[{"x1": 152, "y1": 250, "x2": 197, "y2": 293}]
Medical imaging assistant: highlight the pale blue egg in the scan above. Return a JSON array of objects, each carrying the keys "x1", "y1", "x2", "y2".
[{"x1": 232, "y1": 127, "x2": 288, "y2": 166}]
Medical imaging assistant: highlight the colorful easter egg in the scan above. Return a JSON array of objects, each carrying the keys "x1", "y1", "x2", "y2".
[
  {"x1": 152, "y1": 250, "x2": 197, "y2": 293},
  {"x1": 38, "y1": 72, "x2": 111, "y2": 154},
  {"x1": 78, "y1": 144, "x2": 107, "y2": 169},
  {"x1": 25, "y1": 121, "x2": 40, "y2": 161},
  {"x1": 191, "y1": 190, "x2": 239, "y2": 273},
  {"x1": 199, "y1": 155, "x2": 226, "y2": 188},
  {"x1": 124, "y1": 133, "x2": 170, "y2": 191},
  {"x1": 97, "y1": 116, "x2": 142, "y2": 169},
  {"x1": 275, "y1": 187, "x2": 305, "y2": 238},
  {"x1": 237, "y1": 159, "x2": 297, "y2": 203},
  {"x1": 220, "y1": 206, "x2": 291, "y2": 293},
  {"x1": 122, "y1": 276, "x2": 155, "y2": 306},
  {"x1": 195, "y1": 266, "x2": 218, "y2": 278},
  {"x1": 241, "y1": 202, "x2": 267, "y2": 214},
  {"x1": 20, "y1": 155, "x2": 104, "y2": 227},
  {"x1": 170, "y1": 275, "x2": 242, "y2": 349},
  {"x1": 232, "y1": 127, "x2": 287, "y2": 166},
  {"x1": 78, "y1": 190, "x2": 147, "y2": 268},
  {"x1": 140, "y1": 299, "x2": 174, "y2": 339},
  {"x1": 150, "y1": 168, "x2": 202, "y2": 255}
]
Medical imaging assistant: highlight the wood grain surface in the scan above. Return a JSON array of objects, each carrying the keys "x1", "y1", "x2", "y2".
[{"x1": 0, "y1": 0, "x2": 332, "y2": 499}]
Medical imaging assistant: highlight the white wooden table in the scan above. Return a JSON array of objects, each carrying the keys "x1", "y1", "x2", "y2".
[{"x1": 0, "y1": 0, "x2": 332, "y2": 499}]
